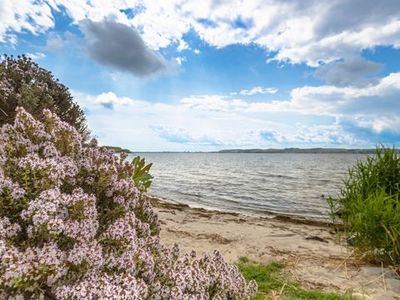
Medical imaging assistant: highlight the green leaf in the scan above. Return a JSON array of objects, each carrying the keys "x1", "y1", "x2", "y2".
[{"x1": 131, "y1": 156, "x2": 153, "y2": 193}]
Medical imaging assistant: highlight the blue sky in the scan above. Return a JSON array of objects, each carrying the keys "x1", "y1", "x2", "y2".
[{"x1": 1, "y1": 0, "x2": 400, "y2": 151}]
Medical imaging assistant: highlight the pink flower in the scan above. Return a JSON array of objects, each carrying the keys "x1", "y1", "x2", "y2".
[{"x1": 0, "y1": 107, "x2": 256, "y2": 299}]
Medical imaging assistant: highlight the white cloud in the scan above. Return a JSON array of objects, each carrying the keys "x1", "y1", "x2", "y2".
[
  {"x1": 176, "y1": 39, "x2": 189, "y2": 51},
  {"x1": 26, "y1": 52, "x2": 46, "y2": 60},
  {"x1": 181, "y1": 95, "x2": 248, "y2": 112},
  {"x1": 239, "y1": 86, "x2": 278, "y2": 96},
  {"x1": 282, "y1": 72, "x2": 400, "y2": 116},
  {"x1": 175, "y1": 56, "x2": 186, "y2": 65},
  {"x1": 2, "y1": 1, "x2": 398, "y2": 149},
  {"x1": 89, "y1": 91, "x2": 135, "y2": 108},
  {"x1": 213, "y1": 73, "x2": 400, "y2": 119},
  {"x1": 151, "y1": 125, "x2": 222, "y2": 145},
  {"x1": 127, "y1": 0, "x2": 400, "y2": 65},
  {"x1": 74, "y1": 90, "x2": 264, "y2": 150},
  {"x1": 0, "y1": 0, "x2": 56, "y2": 44},
  {"x1": 3, "y1": 1, "x2": 400, "y2": 67},
  {"x1": 260, "y1": 124, "x2": 360, "y2": 146},
  {"x1": 72, "y1": 72, "x2": 400, "y2": 150}
]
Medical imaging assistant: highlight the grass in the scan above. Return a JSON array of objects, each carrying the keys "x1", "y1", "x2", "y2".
[
  {"x1": 328, "y1": 146, "x2": 400, "y2": 265},
  {"x1": 237, "y1": 257, "x2": 352, "y2": 300}
]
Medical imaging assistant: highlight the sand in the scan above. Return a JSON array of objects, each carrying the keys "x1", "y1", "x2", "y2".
[{"x1": 148, "y1": 196, "x2": 400, "y2": 299}]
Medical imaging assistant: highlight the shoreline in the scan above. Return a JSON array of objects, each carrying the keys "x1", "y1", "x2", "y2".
[
  {"x1": 149, "y1": 196, "x2": 400, "y2": 299},
  {"x1": 147, "y1": 195, "x2": 334, "y2": 228}
]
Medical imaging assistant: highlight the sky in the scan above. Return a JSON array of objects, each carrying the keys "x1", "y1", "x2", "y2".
[{"x1": 1, "y1": 0, "x2": 400, "y2": 151}]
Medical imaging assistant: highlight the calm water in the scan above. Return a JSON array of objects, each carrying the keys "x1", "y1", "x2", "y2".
[{"x1": 130, "y1": 153, "x2": 366, "y2": 222}]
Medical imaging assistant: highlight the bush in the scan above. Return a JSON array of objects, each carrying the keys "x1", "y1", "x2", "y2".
[
  {"x1": 0, "y1": 108, "x2": 256, "y2": 299},
  {"x1": 328, "y1": 146, "x2": 400, "y2": 265},
  {"x1": 0, "y1": 55, "x2": 89, "y2": 139}
]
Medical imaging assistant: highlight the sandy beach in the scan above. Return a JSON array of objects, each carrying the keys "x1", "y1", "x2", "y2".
[{"x1": 149, "y1": 196, "x2": 400, "y2": 299}]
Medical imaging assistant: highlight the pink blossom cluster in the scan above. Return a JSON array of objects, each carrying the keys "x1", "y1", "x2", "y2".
[
  {"x1": 0, "y1": 55, "x2": 57, "y2": 107},
  {"x1": 0, "y1": 107, "x2": 256, "y2": 299}
]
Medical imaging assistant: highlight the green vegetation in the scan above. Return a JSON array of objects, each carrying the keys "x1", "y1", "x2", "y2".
[
  {"x1": 131, "y1": 156, "x2": 153, "y2": 193},
  {"x1": 328, "y1": 146, "x2": 400, "y2": 265},
  {"x1": 237, "y1": 257, "x2": 351, "y2": 300},
  {"x1": 0, "y1": 55, "x2": 89, "y2": 139},
  {"x1": 104, "y1": 145, "x2": 132, "y2": 153}
]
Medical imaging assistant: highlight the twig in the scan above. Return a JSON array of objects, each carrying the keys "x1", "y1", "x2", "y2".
[
  {"x1": 279, "y1": 282, "x2": 287, "y2": 296},
  {"x1": 333, "y1": 252, "x2": 353, "y2": 272},
  {"x1": 363, "y1": 270, "x2": 392, "y2": 286},
  {"x1": 0, "y1": 107, "x2": 8, "y2": 117},
  {"x1": 345, "y1": 261, "x2": 349, "y2": 279}
]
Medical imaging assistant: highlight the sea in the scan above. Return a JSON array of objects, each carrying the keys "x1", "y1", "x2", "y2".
[{"x1": 129, "y1": 153, "x2": 367, "y2": 222}]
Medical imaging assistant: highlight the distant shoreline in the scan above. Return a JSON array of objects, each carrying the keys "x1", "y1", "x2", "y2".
[
  {"x1": 110, "y1": 147, "x2": 379, "y2": 154},
  {"x1": 217, "y1": 148, "x2": 376, "y2": 154}
]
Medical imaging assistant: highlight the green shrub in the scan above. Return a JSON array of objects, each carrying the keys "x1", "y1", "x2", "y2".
[
  {"x1": 0, "y1": 55, "x2": 90, "y2": 139},
  {"x1": 328, "y1": 146, "x2": 400, "y2": 265}
]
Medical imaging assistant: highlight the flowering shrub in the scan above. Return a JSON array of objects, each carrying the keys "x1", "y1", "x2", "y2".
[
  {"x1": 0, "y1": 55, "x2": 89, "y2": 139},
  {"x1": 0, "y1": 108, "x2": 256, "y2": 299}
]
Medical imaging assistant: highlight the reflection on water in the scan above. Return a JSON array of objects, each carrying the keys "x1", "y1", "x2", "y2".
[{"x1": 129, "y1": 153, "x2": 366, "y2": 221}]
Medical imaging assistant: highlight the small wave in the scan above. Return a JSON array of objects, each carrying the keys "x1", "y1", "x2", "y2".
[{"x1": 138, "y1": 153, "x2": 365, "y2": 221}]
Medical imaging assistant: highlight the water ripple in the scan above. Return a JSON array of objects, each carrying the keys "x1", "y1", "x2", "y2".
[{"x1": 130, "y1": 153, "x2": 366, "y2": 222}]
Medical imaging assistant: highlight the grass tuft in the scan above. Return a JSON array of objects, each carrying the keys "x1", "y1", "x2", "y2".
[
  {"x1": 237, "y1": 257, "x2": 352, "y2": 300},
  {"x1": 328, "y1": 146, "x2": 400, "y2": 266}
]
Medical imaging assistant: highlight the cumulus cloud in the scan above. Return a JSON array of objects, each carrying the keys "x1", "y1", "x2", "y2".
[
  {"x1": 313, "y1": 0, "x2": 400, "y2": 38},
  {"x1": 314, "y1": 57, "x2": 383, "y2": 87},
  {"x1": 125, "y1": 0, "x2": 399, "y2": 66},
  {"x1": 88, "y1": 91, "x2": 135, "y2": 110},
  {"x1": 176, "y1": 72, "x2": 400, "y2": 121},
  {"x1": 81, "y1": 20, "x2": 167, "y2": 77},
  {"x1": 340, "y1": 117, "x2": 400, "y2": 144},
  {"x1": 0, "y1": 0, "x2": 56, "y2": 44},
  {"x1": 174, "y1": 72, "x2": 400, "y2": 144},
  {"x1": 3, "y1": 0, "x2": 400, "y2": 68},
  {"x1": 74, "y1": 90, "x2": 263, "y2": 150},
  {"x1": 72, "y1": 71, "x2": 400, "y2": 150},
  {"x1": 284, "y1": 72, "x2": 400, "y2": 116}
]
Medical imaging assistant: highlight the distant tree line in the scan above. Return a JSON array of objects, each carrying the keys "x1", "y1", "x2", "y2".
[{"x1": 219, "y1": 148, "x2": 379, "y2": 154}]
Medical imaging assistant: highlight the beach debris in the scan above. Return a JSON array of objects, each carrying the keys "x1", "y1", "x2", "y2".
[{"x1": 305, "y1": 235, "x2": 328, "y2": 243}]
